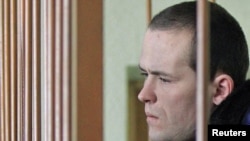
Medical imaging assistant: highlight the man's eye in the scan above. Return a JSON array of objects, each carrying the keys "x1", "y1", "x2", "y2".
[
  {"x1": 140, "y1": 72, "x2": 148, "y2": 77},
  {"x1": 159, "y1": 77, "x2": 170, "y2": 83}
]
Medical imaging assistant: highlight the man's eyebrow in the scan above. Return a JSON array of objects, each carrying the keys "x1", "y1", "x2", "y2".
[
  {"x1": 138, "y1": 65, "x2": 146, "y2": 72},
  {"x1": 138, "y1": 64, "x2": 173, "y2": 77},
  {"x1": 150, "y1": 70, "x2": 170, "y2": 77}
]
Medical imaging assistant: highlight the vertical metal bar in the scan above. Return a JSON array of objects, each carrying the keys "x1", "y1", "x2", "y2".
[
  {"x1": 42, "y1": 0, "x2": 47, "y2": 139},
  {"x1": 45, "y1": 0, "x2": 55, "y2": 140},
  {"x1": 24, "y1": 0, "x2": 32, "y2": 140},
  {"x1": 10, "y1": 0, "x2": 17, "y2": 140},
  {"x1": 40, "y1": 0, "x2": 47, "y2": 139},
  {"x1": 62, "y1": 0, "x2": 71, "y2": 140},
  {"x1": 55, "y1": 0, "x2": 62, "y2": 140},
  {"x1": 71, "y1": 0, "x2": 77, "y2": 140},
  {"x1": 3, "y1": 0, "x2": 11, "y2": 140},
  {"x1": 0, "y1": 0, "x2": 4, "y2": 140},
  {"x1": 17, "y1": 0, "x2": 25, "y2": 140},
  {"x1": 32, "y1": 0, "x2": 41, "y2": 140},
  {"x1": 147, "y1": 0, "x2": 152, "y2": 24},
  {"x1": 196, "y1": 0, "x2": 210, "y2": 141},
  {"x1": 17, "y1": 0, "x2": 21, "y2": 140}
]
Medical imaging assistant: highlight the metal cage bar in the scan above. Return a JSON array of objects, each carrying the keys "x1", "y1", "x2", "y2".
[
  {"x1": 196, "y1": 0, "x2": 210, "y2": 141},
  {"x1": 0, "y1": 0, "x2": 75, "y2": 140}
]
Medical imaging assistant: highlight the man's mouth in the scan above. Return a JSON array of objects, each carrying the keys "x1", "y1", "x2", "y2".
[{"x1": 146, "y1": 112, "x2": 159, "y2": 123}]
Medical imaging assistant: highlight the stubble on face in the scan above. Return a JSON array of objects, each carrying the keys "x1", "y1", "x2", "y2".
[{"x1": 139, "y1": 28, "x2": 197, "y2": 141}]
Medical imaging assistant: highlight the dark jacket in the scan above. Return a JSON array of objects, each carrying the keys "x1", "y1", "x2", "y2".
[{"x1": 210, "y1": 79, "x2": 250, "y2": 125}]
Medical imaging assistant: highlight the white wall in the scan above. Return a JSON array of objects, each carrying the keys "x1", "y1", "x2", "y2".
[
  {"x1": 103, "y1": 1, "x2": 147, "y2": 141},
  {"x1": 104, "y1": 1, "x2": 250, "y2": 141}
]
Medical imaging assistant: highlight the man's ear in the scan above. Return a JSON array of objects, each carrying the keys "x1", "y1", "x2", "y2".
[{"x1": 212, "y1": 74, "x2": 234, "y2": 105}]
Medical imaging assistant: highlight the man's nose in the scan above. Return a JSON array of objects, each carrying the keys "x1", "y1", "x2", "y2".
[{"x1": 138, "y1": 79, "x2": 157, "y2": 103}]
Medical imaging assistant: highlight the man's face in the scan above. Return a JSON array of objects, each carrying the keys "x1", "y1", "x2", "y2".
[{"x1": 138, "y1": 29, "x2": 197, "y2": 141}]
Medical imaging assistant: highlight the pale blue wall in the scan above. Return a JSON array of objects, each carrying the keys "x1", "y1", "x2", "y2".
[{"x1": 104, "y1": 1, "x2": 250, "y2": 141}]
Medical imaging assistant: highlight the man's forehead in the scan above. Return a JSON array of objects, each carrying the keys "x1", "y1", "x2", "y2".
[
  {"x1": 140, "y1": 28, "x2": 194, "y2": 70},
  {"x1": 143, "y1": 29, "x2": 193, "y2": 54}
]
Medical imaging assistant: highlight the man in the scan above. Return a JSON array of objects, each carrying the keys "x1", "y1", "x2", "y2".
[{"x1": 138, "y1": 1, "x2": 250, "y2": 141}]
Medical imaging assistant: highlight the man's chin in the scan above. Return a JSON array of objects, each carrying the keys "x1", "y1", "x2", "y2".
[
  {"x1": 148, "y1": 129, "x2": 171, "y2": 141},
  {"x1": 148, "y1": 128, "x2": 195, "y2": 141}
]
